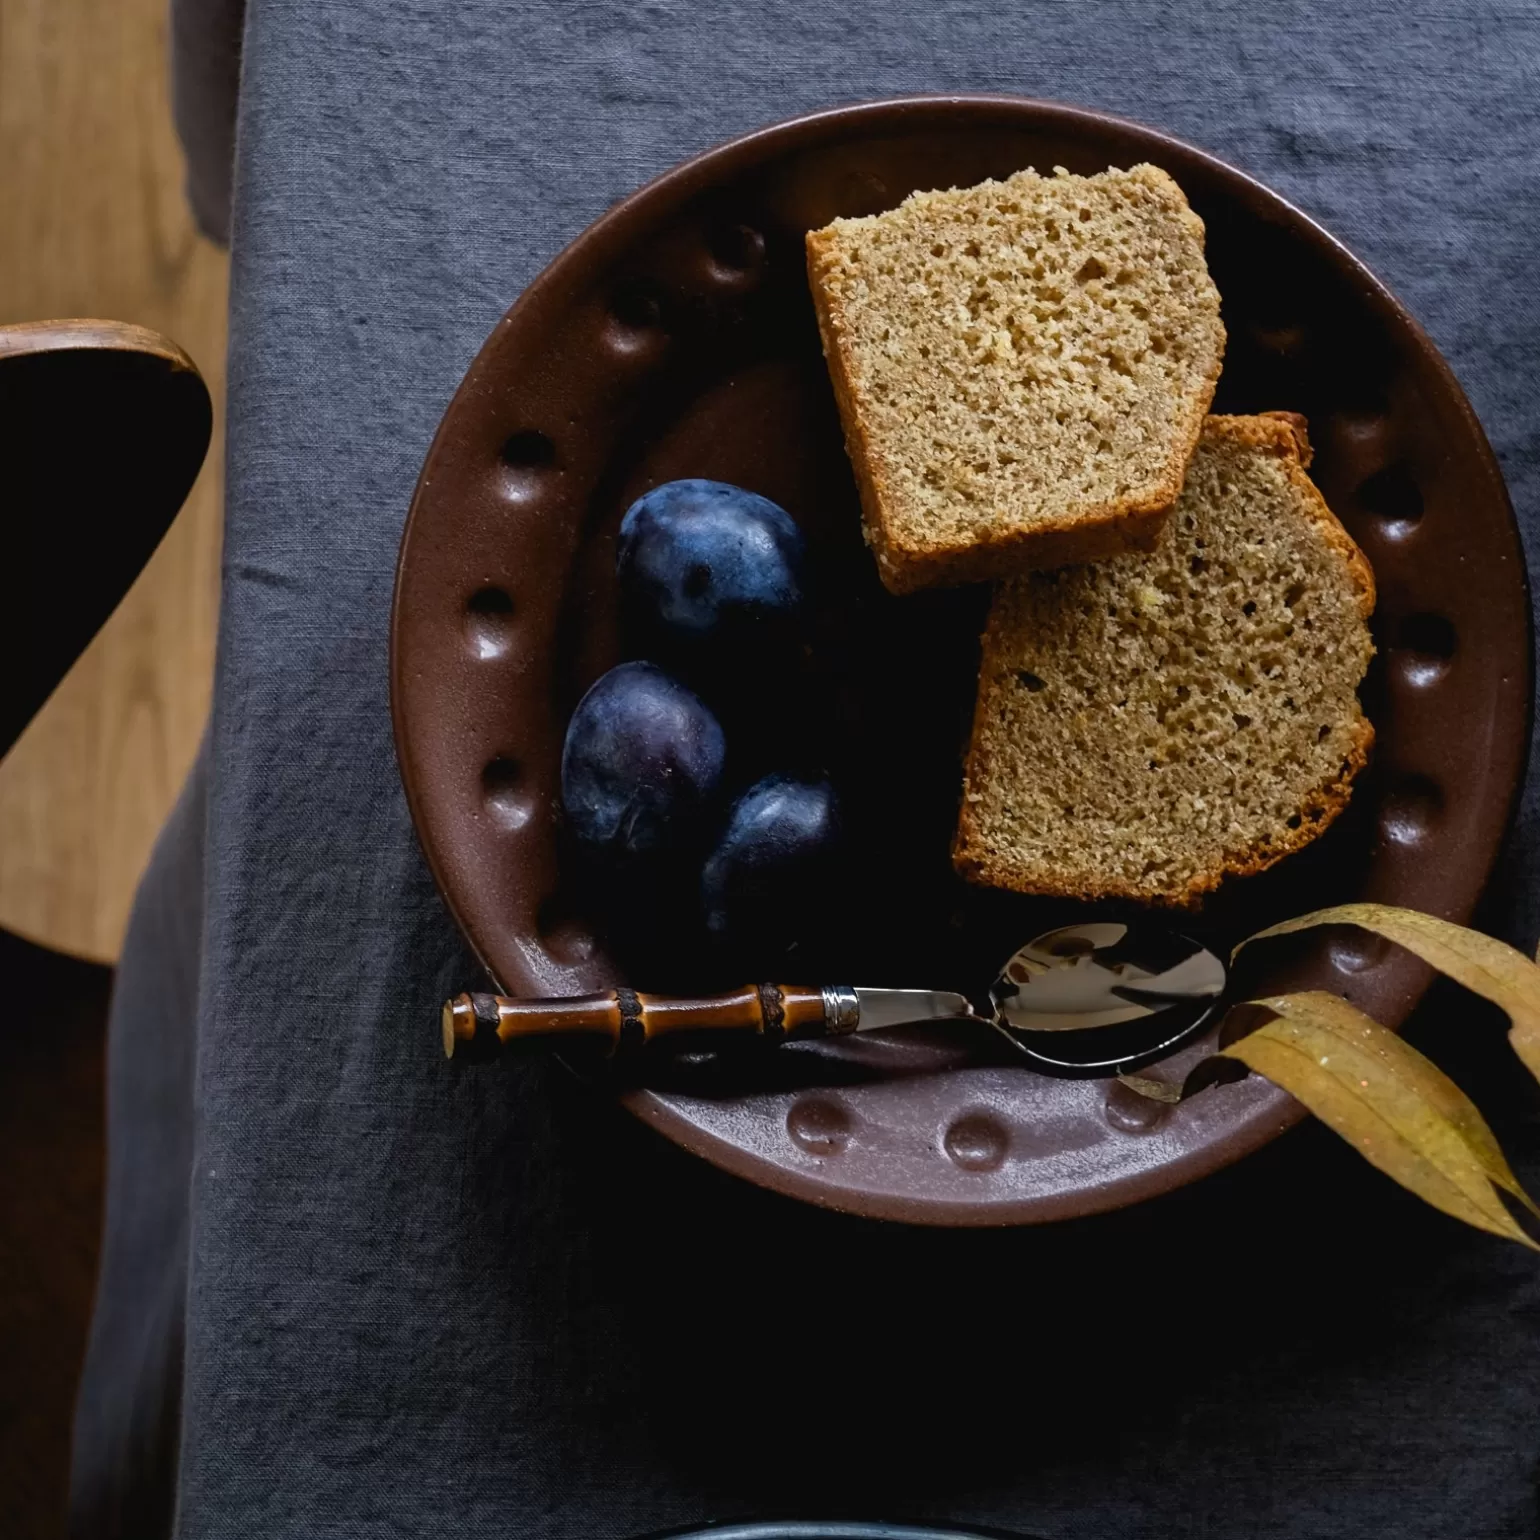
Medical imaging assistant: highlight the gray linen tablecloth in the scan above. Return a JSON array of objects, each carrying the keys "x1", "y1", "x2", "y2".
[{"x1": 73, "y1": 2, "x2": 1540, "y2": 1536}]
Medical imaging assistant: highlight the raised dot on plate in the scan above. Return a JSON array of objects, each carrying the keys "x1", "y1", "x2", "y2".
[
  {"x1": 481, "y1": 756, "x2": 534, "y2": 832},
  {"x1": 500, "y1": 430, "x2": 556, "y2": 502},
  {"x1": 1330, "y1": 932, "x2": 1392, "y2": 975},
  {"x1": 605, "y1": 279, "x2": 669, "y2": 358},
  {"x1": 610, "y1": 279, "x2": 664, "y2": 328},
  {"x1": 1103, "y1": 1082, "x2": 1168, "y2": 1135},
  {"x1": 1327, "y1": 410, "x2": 1392, "y2": 460},
  {"x1": 1380, "y1": 774, "x2": 1444, "y2": 847},
  {"x1": 837, "y1": 169, "x2": 889, "y2": 217},
  {"x1": 1356, "y1": 463, "x2": 1423, "y2": 540},
  {"x1": 535, "y1": 894, "x2": 597, "y2": 966},
  {"x1": 786, "y1": 1096, "x2": 853, "y2": 1156},
  {"x1": 942, "y1": 1111, "x2": 1009, "y2": 1172},
  {"x1": 1391, "y1": 613, "x2": 1456, "y2": 688},
  {"x1": 706, "y1": 222, "x2": 765, "y2": 278},
  {"x1": 465, "y1": 586, "x2": 515, "y2": 659}
]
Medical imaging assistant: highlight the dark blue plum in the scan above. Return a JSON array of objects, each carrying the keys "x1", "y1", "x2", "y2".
[
  {"x1": 560, "y1": 662, "x2": 726, "y2": 861},
  {"x1": 617, "y1": 479, "x2": 805, "y2": 649},
  {"x1": 702, "y1": 775, "x2": 841, "y2": 943}
]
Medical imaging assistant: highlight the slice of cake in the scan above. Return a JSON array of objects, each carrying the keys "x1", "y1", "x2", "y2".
[
  {"x1": 806, "y1": 163, "x2": 1225, "y2": 595},
  {"x1": 953, "y1": 413, "x2": 1376, "y2": 906}
]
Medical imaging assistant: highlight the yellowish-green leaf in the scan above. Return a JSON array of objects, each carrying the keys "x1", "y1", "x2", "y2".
[
  {"x1": 1116, "y1": 1073, "x2": 1183, "y2": 1104},
  {"x1": 1252, "y1": 992, "x2": 1538, "y2": 1215},
  {"x1": 1222, "y1": 991, "x2": 1539, "y2": 1248},
  {"x1": 1237, "y1": 904, "x2": 1540, "y2": 1086}
]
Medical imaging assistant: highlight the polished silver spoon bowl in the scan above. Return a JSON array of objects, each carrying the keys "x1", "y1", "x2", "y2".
[{"x1": 983, "y1": 920, "x2": 1227, "y2": 1076}]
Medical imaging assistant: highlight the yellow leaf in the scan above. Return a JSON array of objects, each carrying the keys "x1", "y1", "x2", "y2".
[
  {"x1": 1116, "y1": 1073, "x2": 1183, "y2": 1104},
  {"x1": 1222, "y1": 992, "x2": 1538, "y2": 1249},
  {"x1": 1237, "y1": 904, "x2": 1540, "y2": 1087},
  {"x1": 1250, "y1": 991, "x2": 1537, "y2": 1215}
]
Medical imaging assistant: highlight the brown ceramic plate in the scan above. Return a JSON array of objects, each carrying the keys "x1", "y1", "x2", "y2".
[{"x1": 391, "y1": 97, "x2": 1531, "y2": 1225}]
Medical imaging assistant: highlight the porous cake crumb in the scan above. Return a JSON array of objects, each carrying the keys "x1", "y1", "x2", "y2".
[
  {"x1": 953, "y1": 414, "x2": 1376, "y2": 905},
  {"x1": 807, "y1": 164, "x2": 1226, "y2": 594}
]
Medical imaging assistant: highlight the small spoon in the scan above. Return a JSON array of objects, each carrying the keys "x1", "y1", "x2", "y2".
[
  {"x1": 441, "y1": 919, "x2": 1226, "y2": 1078},
  {"x1": 983, "y1": 920, "x2": 1226, "y2": 1076}
]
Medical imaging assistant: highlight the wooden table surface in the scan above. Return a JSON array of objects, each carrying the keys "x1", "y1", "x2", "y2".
[{"x1": 0, "y1": 0, "x2": 228, "y2": 963}]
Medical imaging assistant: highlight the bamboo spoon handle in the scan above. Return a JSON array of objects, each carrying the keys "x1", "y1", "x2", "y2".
[{"x1": 441, "y1": 984, "x2": 848, "y2": 1061}]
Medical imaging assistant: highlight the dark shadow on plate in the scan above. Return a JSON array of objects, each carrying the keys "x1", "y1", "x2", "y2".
[{"x1": 598, "y1": 1019, "x2": 1008, "y2": 1099}]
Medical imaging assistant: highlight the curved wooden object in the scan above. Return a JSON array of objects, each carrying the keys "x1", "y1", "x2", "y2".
[
  {"x1": 1, "y1": 320, "x2": 212, "y2": 759},
  {"x1": 442, "y1": 984, "x2": 833, "y2": 1061}
]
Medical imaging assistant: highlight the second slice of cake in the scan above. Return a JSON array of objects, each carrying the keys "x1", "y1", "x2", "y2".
[
  {"x1": 952, "y1": 413, "x2": 1376, "y2": 906},
  {"x1": 807, "y1": 164, "x2": 1225, "y2": 594}
]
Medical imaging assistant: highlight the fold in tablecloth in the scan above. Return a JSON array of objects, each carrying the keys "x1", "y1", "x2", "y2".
[{"x1": 75, "y1": 3, "x2": 1540, "y2": 1536}]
